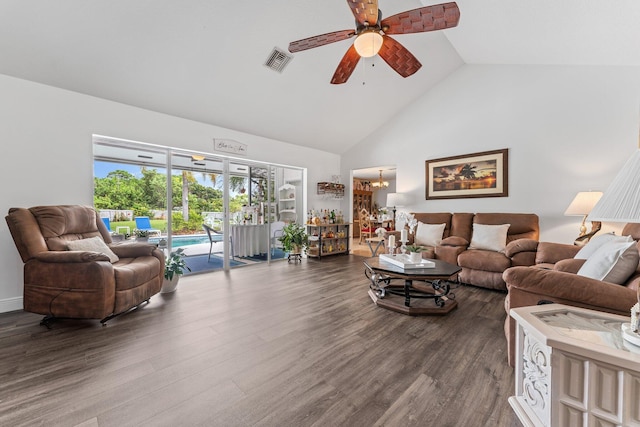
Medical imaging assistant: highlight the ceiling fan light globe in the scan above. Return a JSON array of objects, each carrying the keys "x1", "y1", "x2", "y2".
[{"x1": 354, "y1": 31, "x2": 383, "y2": 58}]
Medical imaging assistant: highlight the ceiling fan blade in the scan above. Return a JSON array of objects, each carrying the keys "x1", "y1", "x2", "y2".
[
  {"x1": 378, "y1": 35, "x2": 421, "y2": 78},
  {"x1": 346, "y1": 0, "x2": 379, "y2": 26},
  {"x1": 381, "y1": 2, "x2": 460, "y2": 35},
  {"x1": 331, "y1": 44, "x2": 361, "y2": 84},
  {"x1": 289, "y1": 30, "x2": 355, "y2": 53}
]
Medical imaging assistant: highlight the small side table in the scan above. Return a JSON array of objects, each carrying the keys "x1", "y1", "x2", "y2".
[
  {"x1": 288, "y1": 253, "x2": 302, "y2": 264},
  {"x1": 115, "y1": 226, "x2": 130, "y2": 235},
  {"x1": 365, "y1": 237, "x2": 386, "y2": 256},
  {"x1": 509, "y1": 304, "x2": 640, "y2": 427}
]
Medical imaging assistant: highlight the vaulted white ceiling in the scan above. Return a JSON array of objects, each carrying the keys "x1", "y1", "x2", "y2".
[{"x1": 1, "y1": 1, "x2": 639, "y2": 154}]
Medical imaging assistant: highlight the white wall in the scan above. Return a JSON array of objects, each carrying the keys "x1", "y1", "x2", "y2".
[
  {"x1": 342, "y1": 64, "x2": 640, "y2": 243},
  {"x1": 0, "y1": 74, "x2": 340, "y2": 312}
]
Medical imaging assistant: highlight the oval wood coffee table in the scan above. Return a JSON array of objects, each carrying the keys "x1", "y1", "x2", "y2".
[{"x1": 364, "y1": 257, "x2": 461, "y2": 316}]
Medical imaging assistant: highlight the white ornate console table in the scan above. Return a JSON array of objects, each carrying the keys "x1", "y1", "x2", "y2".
[{"x1": 509, "y1": 304, "x2": 640, "y2": 427}]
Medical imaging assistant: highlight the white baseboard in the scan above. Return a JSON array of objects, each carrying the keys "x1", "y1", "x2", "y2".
[{"x1": 0, "y1": 297, "x2": 23, "y2": 313}]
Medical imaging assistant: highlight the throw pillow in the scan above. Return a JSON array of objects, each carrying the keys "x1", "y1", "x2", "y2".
[
  {"x1": 66, "y1": 236, "x2": 119, "y2": 263},
  {"x1": 575, "y1": 232, "x2": 632, "y2": 260},
  {"x1": 577, "y1": 240, "x2": 639, "y2": 284},
  {"x1": 469, "y1": 223, "x2": 510, "y2": 252},
  {"x1": 414, "y1": 222, "x2": 446, "y2": 247}
]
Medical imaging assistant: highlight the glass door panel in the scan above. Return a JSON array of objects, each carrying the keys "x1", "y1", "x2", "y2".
[
  {"x1": 169, "y1": 152, "x2": 229, "y2": 274},
  {"x1": 93, "y1": 139, "x2": 168, "y2": 242}
]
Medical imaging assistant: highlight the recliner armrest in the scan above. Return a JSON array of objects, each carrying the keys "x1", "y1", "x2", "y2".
[
  {"x1": 554, "y1": 258, "x2": 585, "y2": 273},
  {"x1": 504, "y1": 238, "x2": 538, "y2": 257},
  {"x1": 535, "y1": 241, "x2": 581, "y2": 265},
  {"x1": 440, "y1": 236, "x2": 468, "y2": 247},
  {"x1": 34, "y1": 251, "x2": 111, "y2": 263},
  {"x1": 110, "y1": 242, "x2": 158, "y2": 258},
  {"x1": 504, "y1": 266, "x2": 636, "y2": 313}
]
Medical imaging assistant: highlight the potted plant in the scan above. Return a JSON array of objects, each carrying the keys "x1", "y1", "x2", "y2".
[
  {"x1": 405, "y1": 245, "x2": 423, "y2": 263},
  {"x1": 161, "y1": 248, "x2": 191, "y2": 293},
  {"x1": 279, "y1": 223, "x2": 308, "y2": 255},
  {"x1": 133, "y1": 229, "x2": 151, "y2": 242}
]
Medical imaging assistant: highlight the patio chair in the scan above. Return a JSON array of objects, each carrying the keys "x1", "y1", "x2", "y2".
[
  {"x1": 270, "y1": 221, "x2": 286, "y2": 256},
  {"x1": 203, "y1": 223, "x2": 233, "y2": 261},
  {"x1": 134, "y1": 216, "x2": 161, "y2": 236},
  {"x1": 101, "y1": 217, "x2": 112, "y2": 233}
]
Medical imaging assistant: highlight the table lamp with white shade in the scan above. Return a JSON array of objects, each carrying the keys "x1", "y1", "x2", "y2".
[{"x1": 564, "y1": 191, "x2": 603, "y2": 241}]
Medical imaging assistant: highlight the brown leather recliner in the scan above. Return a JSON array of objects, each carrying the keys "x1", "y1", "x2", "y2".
[
  {"x1": 503, "y1": 223, "x2": 640, "y2": 367},
  {"x1": 5, "y1": 205, "x2": 165, "y2": 325}
]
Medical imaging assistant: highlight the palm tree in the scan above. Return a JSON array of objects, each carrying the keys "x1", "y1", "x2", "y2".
[
  {"x1": 181, "y1": 171, "x2": 197, "y2": 221},
  {"x1": 229, "y1": 176, "x2": 247, "y2": 193},
  {"x1": 457, "y1": 164, "x2": 477, "y2": 189}
]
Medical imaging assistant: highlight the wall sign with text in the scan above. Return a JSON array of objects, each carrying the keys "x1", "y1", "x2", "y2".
[{"x1": 213, "y1": 139, "x2": 247, "y2": 156}]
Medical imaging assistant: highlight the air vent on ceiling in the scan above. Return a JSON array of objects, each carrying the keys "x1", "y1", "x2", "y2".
[{"x1": 264, "y1": 47, "x2": 292, "y2": 73}]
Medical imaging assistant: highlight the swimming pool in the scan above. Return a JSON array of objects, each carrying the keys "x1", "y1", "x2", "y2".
[{"x1": 149, "y1": 234, "x2": 210, "y2": 248}]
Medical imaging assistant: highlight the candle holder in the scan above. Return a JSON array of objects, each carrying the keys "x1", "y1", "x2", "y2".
[
  {"x1": 388, "y1": 244, "x2": 395, "y2": 255},
  {"x1": 400, "y1": 239, "x2": 408, "y2": 255}
]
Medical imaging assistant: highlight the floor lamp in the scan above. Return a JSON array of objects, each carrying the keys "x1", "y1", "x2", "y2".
[{"x1": 386, "y1": 193, "x2": 405, "y2": 230}]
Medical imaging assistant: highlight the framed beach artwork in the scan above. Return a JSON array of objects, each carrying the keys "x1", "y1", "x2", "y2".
[{"x1": 425, "y1": 149, "x2": 508, "y2": 200}]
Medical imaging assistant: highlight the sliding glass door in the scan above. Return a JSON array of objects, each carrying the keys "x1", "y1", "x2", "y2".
[{"x1": 93, "y1": 136, "x2": 305, "y2": 272}]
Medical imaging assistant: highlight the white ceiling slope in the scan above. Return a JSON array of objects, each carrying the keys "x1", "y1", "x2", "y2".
[{"x1": 0, "y1": 1, "x2": 639, "y2": 154}]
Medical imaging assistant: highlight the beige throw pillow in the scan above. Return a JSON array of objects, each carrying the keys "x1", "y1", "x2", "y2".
[
  {"x1": 414, "y1": 222, "x2": 446, "y2": 247},
  {"x1": 67, "y1": 236, "x2": 119, "y2": 263},
  {"x1": 469, "y1": 223, "x2": 510, "y2": 252},
  {"x1": 574, "y1": 232, "x2": 632, "y2": 260},
  {"x1": 577, "y1": 240, "x2": 639, "y2": 284}
]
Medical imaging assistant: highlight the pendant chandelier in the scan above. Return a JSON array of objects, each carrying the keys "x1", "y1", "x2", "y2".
[{"x1": 371, "y1": 169, "x2": 389, "y2": 189}]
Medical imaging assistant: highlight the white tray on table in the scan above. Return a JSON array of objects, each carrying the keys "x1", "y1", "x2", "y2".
[{"x1": 379, "y1": 253, "x2": 435, "y2": 269}]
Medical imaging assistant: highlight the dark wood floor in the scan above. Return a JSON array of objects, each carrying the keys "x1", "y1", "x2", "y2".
[{"x1": 0, "y1": 255, "x2": 521, "y2": 427}]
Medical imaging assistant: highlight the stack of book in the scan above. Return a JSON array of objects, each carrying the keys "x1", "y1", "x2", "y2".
[{"x1": 379, "y1": 254, "x2": 435, "y2": 269}]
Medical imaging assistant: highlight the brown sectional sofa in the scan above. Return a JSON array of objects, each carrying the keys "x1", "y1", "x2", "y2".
[
  {"x1": 5, "y1": 205, "x2": 165, "y2": 324},
  {"x1": 388, "y1": 212, "x2": 540, "y2": 291},
  {"x1": 503, "y1": 223, "x2": 640, "y2": 366}
]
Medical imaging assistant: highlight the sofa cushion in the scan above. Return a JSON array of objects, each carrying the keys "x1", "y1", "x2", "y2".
[
  {"x1": 414, "y1": 222, "x2": 446, "y2": 247},
  {"x1": 574, "y1": 232, "x2": 632, "y2": 260},
  {"x1": 67, "y1": 236, "x2": 119, "y2": 263},
  {"x1": 469, "y1": 223, "x2": 510, "y2": 252},
  {"x1": 577, "y1": 240, "x2": 639, "y2": 284},
  {"x1": 458, "y1": 249, "x2": 511, "y2": 272},
  {"x1": 113, "y1": 256, "x2": 163, "y2": 291}
]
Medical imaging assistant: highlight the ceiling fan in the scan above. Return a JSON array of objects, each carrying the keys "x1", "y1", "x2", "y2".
[{"x1": 288, "y1": 1, "x2": 460, "y2": 84}]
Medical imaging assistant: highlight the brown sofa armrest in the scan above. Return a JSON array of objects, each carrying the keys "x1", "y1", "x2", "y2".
[
  {"x1": 535, "y1": 242, "x2": 581, "y2": 265},
  {"x1": 554, "y1": 258, "x2": 586, "y2": 274},
  {"x1": 504, "y1": 239, "x2": 539, "y2": 257},
  {"x1": 110, "y1": 242, "x2": 157, "y2": 258},
  {"x1": 34, "y1": 251, "x2": 111, "y2": 263},
  {"x1": 440, "y1": 236, "x2": 468, "y2": 247},
  {"x1": 435, "y1": 245, "x2": 465, "y2": 266},
  {"x1": 504, "y1": 266, "x2": 637, "y2": 313}
]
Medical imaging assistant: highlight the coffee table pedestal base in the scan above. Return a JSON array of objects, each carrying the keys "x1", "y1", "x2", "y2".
[{"x1": 368, "y1": 283, "x2": 458, "y2": 316}]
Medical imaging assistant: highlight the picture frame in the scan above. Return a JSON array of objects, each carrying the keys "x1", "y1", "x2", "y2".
[{"x1": 425, "y1": 149, "x2": 508, "y2": 200}]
